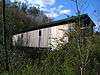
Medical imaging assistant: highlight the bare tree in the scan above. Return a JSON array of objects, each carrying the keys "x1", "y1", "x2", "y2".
[{"x1": 71, "y1": 0, "x2": 95, "y2": 75}]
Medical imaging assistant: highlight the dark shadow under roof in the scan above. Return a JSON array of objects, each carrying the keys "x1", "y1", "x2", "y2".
[{"x1": 13, "y1": 14, "x2": 95, "y2": 35}]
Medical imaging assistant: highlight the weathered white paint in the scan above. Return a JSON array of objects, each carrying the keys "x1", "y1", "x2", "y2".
[{"x1": 13, "y1": 23, "x2": 73, "y2": 48}]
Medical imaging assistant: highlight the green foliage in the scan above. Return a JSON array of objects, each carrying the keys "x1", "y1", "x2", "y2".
[
  {"x1": 0, "y1": 1, "x2": 100, "y2": 74},
  {"x1": 49, "y1": 18, "x2": 97, "y2": 75},
  {"x1": 0, "y1": 32, "x2": 100, "y2": 75},
  {"x1": 1, "y1": 65, "x2": 33, "y2": 75}
]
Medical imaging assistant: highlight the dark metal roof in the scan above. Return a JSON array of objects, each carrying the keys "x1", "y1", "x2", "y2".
[{"x1": 13, "y1": 14, "x2": 95, "y2": 35}]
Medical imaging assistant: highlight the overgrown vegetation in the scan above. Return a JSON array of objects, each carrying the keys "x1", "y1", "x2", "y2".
[
  {"x1": 0, "y1": 0, "x2": 100, "y2": 75},
  {"x1": 0, "y1": 32, "x2": 100, "y2": 75}
]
